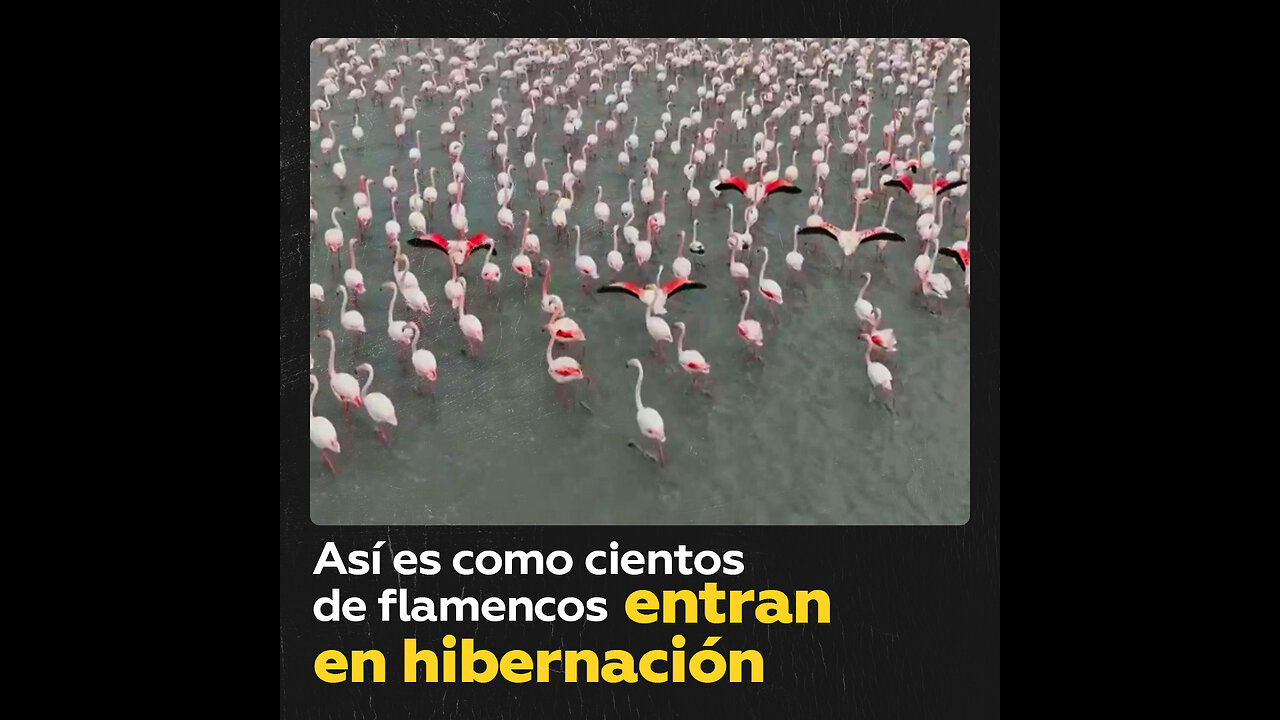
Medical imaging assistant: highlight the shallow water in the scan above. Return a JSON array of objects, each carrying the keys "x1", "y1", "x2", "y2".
[{"x1": 306, "y1": 39, "x2": 971, "y2": 525}]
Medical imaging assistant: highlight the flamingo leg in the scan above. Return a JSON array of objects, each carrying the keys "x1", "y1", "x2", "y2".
[
  {"x1": 320, "y1": 449, "x2": 338, "y2": 475},
  {"x1": 556, "y1": 383, "x2": 568, "y2": 407},
  {"x1": 654, "y1": 439, "x2": 666, "y2": 467}
]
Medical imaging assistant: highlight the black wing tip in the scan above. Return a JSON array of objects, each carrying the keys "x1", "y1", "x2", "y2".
[
  {"x1": 885, "y1": 180, "x2": 907, "y2": 190},
  {"x1": 937, "y1": 248, "x2": 965, "y2": 267},
  {"x1": 860, "y1": 232, "x2": 907, "y2": 245},
  {"x1": 715, "y1": 183, "x2": 744, "y2": 193},
  {"x1": 797, "y1": 227, "x2": 837, "y2": 240},
  {"x1": 772, "y1": 186, "x2": 803, "y2": 194},
  {"x1": 597, "y1": 285, "x2": 636, "y2": 296}
]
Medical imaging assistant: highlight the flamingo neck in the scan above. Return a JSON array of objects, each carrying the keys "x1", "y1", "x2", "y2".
[
  {"x1": 326, "y1": 333, "x2": 338, "y2": 375},
  {"x1": 633, "y1": 365, "x2": 644, "y2": 411},
  {"x1": 360, "y1": 367, "x2": 373, "y2": 397}
]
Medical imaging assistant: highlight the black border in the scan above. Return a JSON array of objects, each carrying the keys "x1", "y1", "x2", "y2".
[{"x1": 283, "y1": 14, "x2": 998, "y2": 720}]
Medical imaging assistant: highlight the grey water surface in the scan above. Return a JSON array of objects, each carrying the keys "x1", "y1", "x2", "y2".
[{"x1": 305, "y1": 39, "x2": 970, "y2": 525}]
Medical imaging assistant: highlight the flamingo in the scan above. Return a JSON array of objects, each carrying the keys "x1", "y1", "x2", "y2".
[
  {"x1": 573, "y1": 225, "x2": 598, "y2": 292},
  {"x1": 672, "y1": 321, "x2": 711, "y2": 391},
  {"x1": 352, "y1": 113, "x2": 365, "y2": 143},
  {"x1": 316, "y1": 329, "x2": 362, "y2": 420},
  {"x1": 545, "y1": 330, "x2": 586, "y2": 407},
  {"x1": 867, "y1": 308, "x2": 898, "y2": 353},
  {"x1": 621, "y1": 179, "x2": 635, "y2": 219},
  {"x1": 423, "y1": 167, "x2": 439, "y2": 222},
  {"x1": 649, "y1": 190, "x2": 669, "y2": 238},
  {"x1": 407, "y1": 231, "x2": 495, "y2": 267},
  {"x1": 456, "y1": 278, "x2": 484, "y2": 356},
  {"x1": 406, "y1": 322, "x2": 437, "y2": 394},
  {"x1": 444, "y1": 259, "x2": 464, "y2": 313},
  {"x1": 544, "y1": 305, "x2": 587, "y2": 347},
  {"x1": 729, "y1": 243, "x2": 750, "y2": 289},
  {"x1": 336, "y1": 285, "x2": 366, "y2": 348},
  {"x1": 508, "y1": 210, "x2": 534, "y2": 286},
  {"x1": 309, "y1": 375, "x2": 340, "y2": 475},
  {"x1": 320, "y1": 120, "x2": 338, "y2": 155},
  {"x1": 385, "y1": 196, "x2": 401, "y2": 246},
  {"x1": 626, "y1": 358, "x2": 667, "y2": 467},
  {"x1": 536, "y1": 159, "x2": 551, "y2": 214},
  {"x1": 858, "y1": 333, "x2": 895, "y2": 412},
  {"x1": 333, "y1": 145, "x2": 348, "y2": 181},
  {"x1": 594, "y1": 185, "x2": 611, "y2": 228},
  {"x1": 309, "y1": 283, "x2": 325, "y2": 318},
  {"x1": 607, "y1": 225, "x2": 625, "y2": 277},
  {"x1": 672, "y1": 231, "x2": 692, "y2": 280},
  {"x1": 355, "y1": 363, "x2": 398, "y2": 446},
  {"x1": 854, "y1": 273, "x2": 876, "y2": 327},
  {"x1": 480, "y1": 243, "x2": 502, "y2": 294},
  {"x1": 798, "y1": 201, "x2": 906, "y2": 265},
  {"x1": 735, "y1": 289, "x2": 764, "y2": 361},
  {"x1": 922, "y1": 237, "x2": 953, "y2": 313},
  {"x1": 644, "y1": 283, "x2": 673, "y2": 360},
  {"x1": 382, "y1": 281, "x2": 413, "y2": 347},
  {"x1": 343, "y1": 237, "x2": 364, "y2": 304},
  {"x1": 715, "y1": 175, "x2": 802, "y2": 203},
  {"x1": 357, "y1": 183, "x2": 374, "y2": 234},
  {"x1": 756, "y1": 247, "x2": 784, "y2": 316},
  {"x1": 597, "y1": 263, "x2": 705, "y2": 314},
  {"x1": 541, "y1": 259, "x2": 563, "y2": 315},
  {"x1": 786, "y1": 224, "x2": 804, "y2": 274}
]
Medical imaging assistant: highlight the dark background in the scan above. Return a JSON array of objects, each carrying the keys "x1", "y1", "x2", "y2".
[{"x1": 282, "y1": 6, "x2": 1000, "y2": 718}]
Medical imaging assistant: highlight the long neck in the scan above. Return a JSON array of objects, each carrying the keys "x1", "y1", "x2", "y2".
[
  {"x1": 739, "y1": 293, "x2": 749, "y2": 322},
  {"x1": 409, "y1": 324, "x2": 419, "y2": 351},
  {"x1": 348, "y1": 239, "x2": 358, "y2": 269},
  {"x1": 310, "y1": 377, "x2": 318, "y2": 417},
  {"x1": 633, "y1": 365, "x2": 645, "y2": 411},
  {"x1": 858, "y1": 274, "x2": 871, "y2": 300},
  {"x1": 677, "y1": 325, "x2": 686, "y2": 353},
  {"x1": 326, "y1": 333, "x2": 338, "y2": 375},
  {"x1": 339, "y1": 286, "x2": 349, "y2": 315},
  {"x1": 458, "y1": 282, "x2": 467, "y2": 316},
  {"x1": 387, "y1": 283, "x2": 398, "y2": 323},
  {"x1": 361, "y1": 367, "x2": 373, "y2": 397},
  {"x1": 853, "y1": 200, "x2": 863, "y2": 230},
  {"x1": 882, "y1": 198, "x2": 894, "y2": 224},
  {"x1": 575, "y1": 228, "x2": 582, "y2": 257},
  {"x1": 758, "y1": 248, "x2": 769, "y2": 280},
  {"x1": 546, "y1": 333, "x2": 555, "y2": 365},
  {"x1": 864, "y1": 339, "x2": 872, "y2": 365},
  {"x1": 542, "y1": 265, "x2": 551, "y2": 294}
]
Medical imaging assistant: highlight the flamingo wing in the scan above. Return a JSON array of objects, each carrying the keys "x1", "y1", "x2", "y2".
[
  {"x1": 938, "y1": 247, "x2": 969, "y2": 269},
  {"x1": 933, "y1": 179, "x2": 969, "y2": 196},
  {"x1": 465, "y1": 233, "x2": 497, "y2": 257},
  {"x1": 797, "y1": 223, "x2": 841, "y2": 242},
  {"x1": 406, "y1": 233, "x2": 450, "y2": 253},
  {"x1": 714, "y1": 176, "x2": 749, "y2": 195},
  {"x1": 663, "y1": 279, "x2": 707, "y2": 298},
  {"x1": 857, "y1": 228, "x2": 908, "y2": 245},
  {"x1": 596, "y1": 282, "x2": 646, "y2": 299},
  {"x1": 885, "y1": 174, "x2": 914, "y2": 193},
  {"x1": 763, "y1": 179, "x2": 802, "y2": 196}
]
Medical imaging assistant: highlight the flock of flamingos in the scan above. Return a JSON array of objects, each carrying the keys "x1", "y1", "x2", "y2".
[{"x1": 307, "y1": 37, "x2": 971, "y2": 475}]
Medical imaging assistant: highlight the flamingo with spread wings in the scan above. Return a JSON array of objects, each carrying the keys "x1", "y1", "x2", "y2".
[{"x1": 406, "y1": 231, "x2": 497, "y2": 266}]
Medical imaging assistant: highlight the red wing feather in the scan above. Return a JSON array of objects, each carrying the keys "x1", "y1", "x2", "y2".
[
  {"x1": 714, "y1": 177, "x2": 749, "y2": 195},
  {"x1": 663, "y1": 279, "x2": 707, "y2": 298},
  {"x1": 763, "y1": 179, "x2": 802, "y2": 195},
  {"x1": 406, "y1": 233, "x2": 449, "y2": 253},
  {"x1": 596, "y1": 282, "x2": 645, "y2": 299}
]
